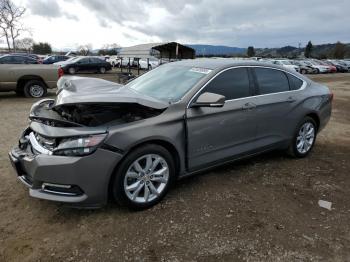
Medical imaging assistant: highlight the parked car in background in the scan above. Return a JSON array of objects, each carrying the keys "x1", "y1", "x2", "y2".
[
  {"x1": 0, "y1": 63, "x2": 61, "y2": 97},
  {"x1": 57, "y1": 56, "x2": 112, "y2": 74},
  {"x1": 138, "y1": 57, "x2": 160, "y2": 69},
  {"x1": 337, "y1": 60, "x2": 350, "y2": 71},
  {"x1": 325, "y1": 60, "x2": 348, "y2": 73},
  {"x1": 0, "y1": 54, "x2": 39, "y2": 64},
  {"x1": 10, "y1": 53, "x2": 43, "y2": 63},
  {"x1": 120, "y1": 57, "x2": 134, "y2": 67},
  {"x1": 42, "y1": 55, "x2": 69, "y2": 64},
  {"x1": 315, "y1": 60, "x2": 336, "y2": 73},
  {"x1": 291, "y1": 60, "x2": 316, "y2": 74},
  {"x1": 106, "y1": 56, "x2": 121, "y2": 67},
  {"x1": 272, "y1": 59, "x2": 300, "y2": 72},
  {"x1": 9, "y1": 60, "x2": 332, "y2": 209},
  {"x1": 302, "y1": 60, "x2": 329, "y2": 73}
]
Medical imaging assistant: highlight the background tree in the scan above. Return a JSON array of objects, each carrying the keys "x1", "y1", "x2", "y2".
[
  {"x1": 304, "y1": 41, "x2": 313, "y2": 58},
  {"x1": 32, "y1": 42, "x2": 52, "y2": 54},
  {"x1": 0, "y1": 0, "x2": 26, "y2": 51},
  {"x1": 332, "y1": 41, "x2": 346, "y2": 59},
  {"x1": 15, "y1": 37, "x2": 33, "y2": 52},
  {"x1": 78, "y1": 44, "x2": 92, "y2": 56},
  {"x1": 247, "y1": 46, "x2": 255, "y2": 57}
]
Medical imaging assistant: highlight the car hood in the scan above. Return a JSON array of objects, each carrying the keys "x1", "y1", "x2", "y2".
[{"x1": 55, "y1": 76, "x2": 169, "y2": 110}]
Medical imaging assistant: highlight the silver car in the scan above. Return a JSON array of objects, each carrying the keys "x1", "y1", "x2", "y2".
[{"x1": 9, "y1": 59, "x2": 332, "y2": 209}]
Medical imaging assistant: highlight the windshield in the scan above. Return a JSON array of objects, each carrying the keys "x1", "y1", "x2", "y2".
[{"x1": 126, "y1": 64, "x2": 210, "y2": 102}]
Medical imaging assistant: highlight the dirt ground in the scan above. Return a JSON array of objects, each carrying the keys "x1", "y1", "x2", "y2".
[{"x1": 0, "y1": 71, "x2": 349, "y2": 262}]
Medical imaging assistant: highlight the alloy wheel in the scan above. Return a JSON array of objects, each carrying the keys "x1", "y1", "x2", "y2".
[
  {"x1": 123, "y1": 154, "x2": 169, "y2": 203},
  {"x1": 296, "y1": 122, "x2": 315, "y2": 154}
]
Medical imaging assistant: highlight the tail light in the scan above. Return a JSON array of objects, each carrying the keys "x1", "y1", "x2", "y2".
[{"x1": 58, "y1": 67, "x2": 64, "y2": 78}]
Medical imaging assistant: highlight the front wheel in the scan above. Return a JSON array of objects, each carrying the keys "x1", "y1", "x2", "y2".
[
  {"x1": 112, "y1": 144, "x2": 175, "y2": 209},
  {"x1": 288, "y1": 117, "x2": 317, "y2": 158}
]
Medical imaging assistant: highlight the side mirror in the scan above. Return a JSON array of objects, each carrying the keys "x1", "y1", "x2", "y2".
[{"x1": 192, "y1": 92, "x2": 225, "y2": 108}]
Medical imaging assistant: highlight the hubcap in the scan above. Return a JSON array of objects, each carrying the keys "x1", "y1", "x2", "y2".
[
  {"x1": 124, "y1": 154, "x2": 169, "y2": 203},
  {"x1": 29, "y1": 85, "x2": 44, "y2": 98},
  {"x1": 100, "y1": 67, "x2": 106, "y2": 73},
  {"x1": 296, "y1": 122, "x2": 315, "y2": 154}
]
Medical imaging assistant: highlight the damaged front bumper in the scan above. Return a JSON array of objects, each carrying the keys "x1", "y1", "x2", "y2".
[{"x1": 9, "y1": 126, "x2": 123, "y2": 208}]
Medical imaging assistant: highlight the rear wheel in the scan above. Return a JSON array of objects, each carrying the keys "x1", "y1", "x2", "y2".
[
  {"x1": 112, "y1": 144, "x2": 175, "y2": 209},
  {"x1": 68, "y1": 67, "x2": 76, "y2": 75},
  {"x1": 23, "y1": 80, "x2": 47, "y2": 98},
  {"x1": 288, "y1": 117, "x2": 317, "y2": 158},
  {"x1": 99, "y1": 67, "x2": 106, "y2": 74},
  {"x1": 301, "y1": 69, "x2": 307, "y2": 74}
]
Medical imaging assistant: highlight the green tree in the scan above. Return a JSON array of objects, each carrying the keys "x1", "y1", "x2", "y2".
[
  {"x1": 304, "y1": 41, "x2": 313, "y2": 58},
  {"x1": 332, "y1": 41, "x2": 346, "y2": 59},
  {"x1": 32, "y1": 42, "x2": 52, "y2": 54},
  {"x1": 247, "y1": 46, "x2": 255, "y2": 57}
]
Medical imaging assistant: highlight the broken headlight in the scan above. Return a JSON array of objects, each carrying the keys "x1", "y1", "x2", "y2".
[{"x1": 53, "y1": 134, "x2": 107, "y2": 156}]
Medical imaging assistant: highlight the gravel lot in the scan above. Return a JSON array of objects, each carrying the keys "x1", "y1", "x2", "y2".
[{"x1": 0, "y1": 71, "x2": 349, "y2": 261}]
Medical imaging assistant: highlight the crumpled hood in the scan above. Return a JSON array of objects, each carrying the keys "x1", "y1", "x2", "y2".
[{"x1": 55, "y1": 76, "x2": 169, "y2": 110}]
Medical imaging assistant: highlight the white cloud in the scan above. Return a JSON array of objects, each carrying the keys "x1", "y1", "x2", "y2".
[{"x1": 6, "y1": 0, "x2": 350, "y2": 50}]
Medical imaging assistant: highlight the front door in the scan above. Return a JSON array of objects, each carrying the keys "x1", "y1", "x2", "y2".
[{"x1": 186, "y1": 67, "x2": 258, "y2": 171}]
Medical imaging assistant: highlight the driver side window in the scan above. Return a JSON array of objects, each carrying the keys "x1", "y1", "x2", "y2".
[{"x1": 202, "y1": 68, "x2": 251, "y2": 100}]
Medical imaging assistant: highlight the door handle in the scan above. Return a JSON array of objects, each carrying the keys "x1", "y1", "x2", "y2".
[
  {"x1": 242, "y1": 102, "x2": 256, "y2": 110},
  {"x1": 286, "y1": 96, "x2": 296, "y2": 103}
]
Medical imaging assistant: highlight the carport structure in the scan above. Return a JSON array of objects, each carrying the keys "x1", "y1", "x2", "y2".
[
  {"x1": 117, "y1": 42, "x2": 195, "y2": 77},
  {"x1": 119, "y1": 42, "x2": 195, "y2": 61}
]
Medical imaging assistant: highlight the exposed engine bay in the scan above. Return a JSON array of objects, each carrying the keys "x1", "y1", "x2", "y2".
[{"x1": 30, "y1": 99, "x2": 165, "y2": 127}]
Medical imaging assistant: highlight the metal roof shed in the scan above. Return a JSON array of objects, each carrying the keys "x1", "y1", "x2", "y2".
[{"x1": 119, "y1": 42, "x2": 195, "y2": 59}]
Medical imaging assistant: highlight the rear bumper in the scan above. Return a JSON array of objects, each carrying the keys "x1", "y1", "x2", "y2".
[{"x1": 9, "y1": 145, "x2": 123, "y2": 208}]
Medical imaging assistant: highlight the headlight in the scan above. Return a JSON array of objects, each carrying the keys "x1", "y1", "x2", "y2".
[{"x1": 53, "y1": 133, "x2": 107, "y2": 156}]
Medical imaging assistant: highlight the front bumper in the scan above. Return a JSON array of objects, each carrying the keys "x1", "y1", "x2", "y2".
[{"x1": 9, "y1": 145, "x2": 123, "y2": 208}]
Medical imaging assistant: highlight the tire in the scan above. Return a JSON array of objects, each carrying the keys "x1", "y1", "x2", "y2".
[
  {"x1": 315, "y1": 68, "x2": 320, "y2": 74},
  {"x1": 112, "y1": 62, "x2": 115, "y2": 67},
  {"x1": 301, "y1": 69, "x2": 306, "y2": 74},
  {"x1": 112, "y1": 144, "x2": 175, "y2": 210},
  {"x1": 68, "y1": 67, "x2": 76, "y2": 75},
  {"x1": 23, "y1": 80, "x2": 47, "y2": 98},
  {"x1": 99, "y1": 67, "x2": 106, "y2": 74},
  {"x1": 288, "y1": 117, "x2": 317, "y2": 158}
]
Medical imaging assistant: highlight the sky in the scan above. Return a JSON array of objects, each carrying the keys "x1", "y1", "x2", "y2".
[{"x1": 4, "y1": 0, "x2": 350, "y2": 51}]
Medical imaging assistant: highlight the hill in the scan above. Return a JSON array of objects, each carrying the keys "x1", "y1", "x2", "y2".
[{"x1": 187, "y1": 44, "x2": 246, "y2": 56}]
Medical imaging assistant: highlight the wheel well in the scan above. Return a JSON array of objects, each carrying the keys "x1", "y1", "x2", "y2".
[
  {"x1": 17, "y1": 76, "x2": 46, "y2": 91},
  {"x1": 306, "y1": 113, "x2": 320, "y2": 131},
  {"x1": 107, "y1": 140, "x2": 181, "y2": 200}
]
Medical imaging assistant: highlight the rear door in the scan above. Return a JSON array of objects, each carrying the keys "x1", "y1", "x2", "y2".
[
  {"x1": 76, "y1": 58, "x2": 90, "y2": 72},
  {"x1": 252, "y1": 67, "x2": 304, "y2": 147},
  {"x1": 186, "y1": 67, "x2": 258, "y2": 171}
]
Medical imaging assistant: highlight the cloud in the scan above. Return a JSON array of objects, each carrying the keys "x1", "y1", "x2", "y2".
[
  {"x1": 27, "y1": 0, "x2": 78, "y2": 21},
  {"x1": 25, "y1": 0, "x2": 350, "y2": 47}
]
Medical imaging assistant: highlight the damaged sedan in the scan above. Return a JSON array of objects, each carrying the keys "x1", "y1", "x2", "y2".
[{"x1": 9, "y1": 60, "x2": 332, "y2": 209}]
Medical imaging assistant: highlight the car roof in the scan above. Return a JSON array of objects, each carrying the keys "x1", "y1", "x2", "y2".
[{"x1": 170, "y1": 58, "x2": 289, "y2": 71}]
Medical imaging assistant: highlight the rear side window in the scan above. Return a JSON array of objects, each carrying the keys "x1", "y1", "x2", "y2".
[
  {"x1": 287, "y1": 74, "x2": 304, "y2": 90},
  {"x1": 203, "y1": 68, "x2": 250, "y2": 100},
  {"x1": 254, "y1": 68, "x2": 289, "y2": 94}
]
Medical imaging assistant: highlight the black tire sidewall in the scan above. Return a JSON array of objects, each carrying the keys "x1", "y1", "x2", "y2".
[
  {"x1": 23, "y1": 80, "x2": 47, "y2": 98},
  {"x1": 112, "y1": 144, "x2": 175, "y2": 209},
  {"x1": 290, "y1": 117, "x2": 317, "y2": 158}
]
